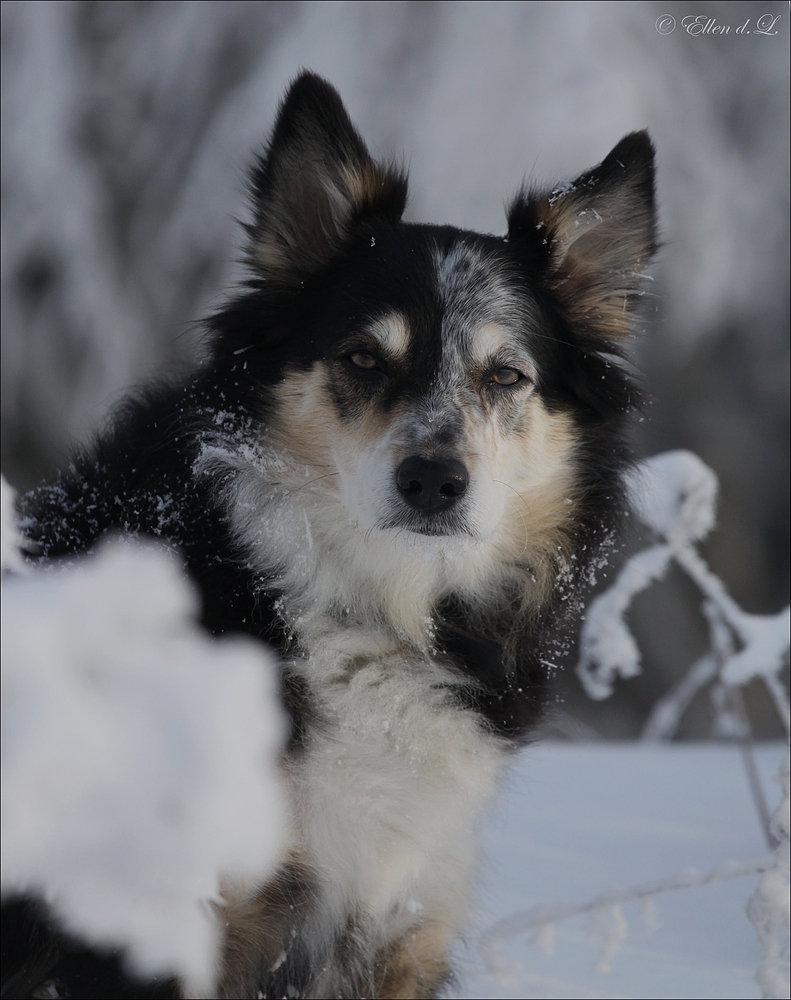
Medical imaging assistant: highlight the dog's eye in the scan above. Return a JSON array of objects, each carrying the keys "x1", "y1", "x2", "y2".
[
  {"x1": 348, "y1": 351, "x2": 378, "y2": 370},
  {"x1": 491, "y1": 367, "x2": 523, "y2": 386}
]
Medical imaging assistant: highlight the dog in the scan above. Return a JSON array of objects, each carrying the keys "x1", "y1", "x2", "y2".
[{"x1": 4, "y1": 72, "x2": 656, "y2": 999}]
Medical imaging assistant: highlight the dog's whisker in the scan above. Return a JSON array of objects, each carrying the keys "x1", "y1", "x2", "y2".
[{"x1": 285, "y1": 472, "x2": 340, "y2": 495}]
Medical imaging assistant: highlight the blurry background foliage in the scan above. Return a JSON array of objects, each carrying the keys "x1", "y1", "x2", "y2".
[{"x1": 2, "y1": 0, "x2": 788, "y2": 738}]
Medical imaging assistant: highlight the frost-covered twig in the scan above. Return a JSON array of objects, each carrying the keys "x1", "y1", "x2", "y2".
[
  {"x1": 480, "y1": 853, "x2": 775, "y2": 975},
  {"x1": 641, "y1": 651, "x2": 719, "y2": 741},
  {"x1": 747, "y1": 759, "x2": 790, "y2": 1000},
  {"x1": 675, "y1": 545, "x2": 791, "y2": 733},
  {"x1": 566, "y1": 451, "x2": 790, "y2": 988},
  {"x1": 645, "y1": 597, "x2": 778, "y2": 848},
  {"x1": 643, "y1": 597, "x2": 732, "y2": 741},
  {"x1": 577, "y1": 450, "x2": 790, "y2": 736},
  {"x1": 577, "y1": 544, "x2": 672, "y2": 701}
]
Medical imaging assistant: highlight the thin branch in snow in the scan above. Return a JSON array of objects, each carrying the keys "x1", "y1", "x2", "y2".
[
  {"x1": 747, "y1": 760, "x2": 790, "y2": 1000},
  {"x1": 570, "y1": 451, "x2": 789, "y2": 990},
  {"x1": 641, "y1": 651, "x2": 718, "y2": 741},
  {"x1": 763, "y1": 674, "x2": 791, "y2": 737},
  {"x1": 480, "y1": 853, "x2": 775, "y2": 975},
  {"x1": 724, "y1": 683, "x2": 779, "y2": 851}
]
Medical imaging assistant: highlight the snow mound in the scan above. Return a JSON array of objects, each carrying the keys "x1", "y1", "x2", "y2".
[{"x1": 1, "y1": 478, "x2": 287, "y2": 993}]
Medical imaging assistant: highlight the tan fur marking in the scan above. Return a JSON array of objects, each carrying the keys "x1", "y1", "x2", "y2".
[
  {"x1": 452, "y1": 388, "x2": 580, "y2": 609},
  {"x1": 535, "y1": 189, "x2": 653, "y2": 339},
  {"x1": 471, "y1": 321, "x2": 509, "y2": 358},
  {"x1": 216, "y1": 861, "x2": 315, "y2": 999},
  {"x1": 370, "y1": 313, "x2": 411, "y2": 361},
  {"x1": 269, "y1": 363, "x2": 409, "y2": 486},
  {"x1": 373, "y1": 920, "x2": 453, "y2": 999},
  {"x1": 253, "y1": 144, "x2": 401, "y2": 281},
  {"x1": 269, "y1": 365, "x2": 342, "y2": 471}
]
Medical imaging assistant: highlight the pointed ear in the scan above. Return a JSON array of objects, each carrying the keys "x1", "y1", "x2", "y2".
[
  {"x1": 248, "y1": 72, "x2": 407, "y2": 284},
  {"x1": 507, "y1": 132, "x2": 657, "y2": 341}
]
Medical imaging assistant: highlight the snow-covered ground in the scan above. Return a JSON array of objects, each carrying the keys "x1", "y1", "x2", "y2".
[{"x1": 457, "y1": 741, "x2": 787, "y2": 1000}]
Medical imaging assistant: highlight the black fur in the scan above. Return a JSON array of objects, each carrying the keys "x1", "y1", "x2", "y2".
[{"x1": 0, "y1": 897, "x2": 179, "y2": 999}]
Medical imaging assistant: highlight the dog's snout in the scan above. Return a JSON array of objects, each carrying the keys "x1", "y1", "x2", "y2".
[{"x1": 396, "y1": 456, "x2": 469, "y2": 513}]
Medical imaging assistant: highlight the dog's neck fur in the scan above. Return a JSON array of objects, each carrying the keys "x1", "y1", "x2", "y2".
[{"x1": 201, "y1": 433, "x2": 551, "y2": 655}]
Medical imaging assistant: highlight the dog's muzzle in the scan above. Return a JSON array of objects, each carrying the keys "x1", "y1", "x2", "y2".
[{"x1": 395, "y1": 456, "x2": 469, "y2": 514}]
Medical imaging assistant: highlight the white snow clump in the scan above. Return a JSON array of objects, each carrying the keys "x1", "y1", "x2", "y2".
[
  {"x1": 1, "y1": 476, "x2": 287, "y2": 994},
  {"x1": 577, "y1": 450, "x2": 717, "y2": 700}
]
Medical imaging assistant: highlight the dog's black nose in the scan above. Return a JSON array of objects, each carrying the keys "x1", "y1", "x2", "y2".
[{"x1": 396, "y1": 456, "x2": 469, "y2": 513}]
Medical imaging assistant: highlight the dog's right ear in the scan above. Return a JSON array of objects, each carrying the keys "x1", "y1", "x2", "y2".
[
  {"x1": 507, "y1": 132, "x2": 657, "y2": 343},
  {"x1": 248, "y1": 72, "x2": 407, "y2": 284}
]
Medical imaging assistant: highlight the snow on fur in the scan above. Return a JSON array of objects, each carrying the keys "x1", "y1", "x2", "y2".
[{"x1": 1, "y1": 477, "x2": 287, "y2": 993}]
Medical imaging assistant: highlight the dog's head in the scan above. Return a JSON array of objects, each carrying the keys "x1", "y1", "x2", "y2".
[{"x1": 212, "y1": 73, "x2": 656, "y2": 612}]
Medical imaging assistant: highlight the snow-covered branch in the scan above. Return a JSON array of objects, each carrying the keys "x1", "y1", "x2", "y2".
[
  {"x1": 577, "y1": 450, "x2": 790, "y2": 737},
  {"x1": 478, "y1": 755, "x2": 790, "y2": 997}
]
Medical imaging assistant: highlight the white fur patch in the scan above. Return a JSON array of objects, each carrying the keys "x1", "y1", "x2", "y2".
[
  {"x1": 195, "y1": 428, "x2": 511, "y2": 961},
  {"x1": 287, "y1": 626, "x2": 505, "y2": 937}
]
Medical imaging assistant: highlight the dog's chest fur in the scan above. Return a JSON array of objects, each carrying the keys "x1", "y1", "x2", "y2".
[
  {"x1": 219, "y1": 612, "x2": 505, "y2": 998},
  {"x1": 288, "y1": 624, "x2": 504, "y2": 919}
]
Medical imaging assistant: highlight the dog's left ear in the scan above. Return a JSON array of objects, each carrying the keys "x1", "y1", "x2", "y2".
[
  {"x1": 507, "y1": 132, "x2": 657, "y2": 341},
  {"x1": 249, "y1": 72, "x2": 407, "y2": 284}
]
